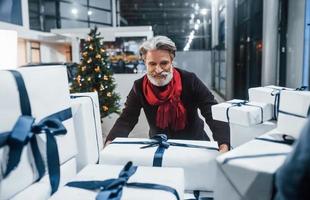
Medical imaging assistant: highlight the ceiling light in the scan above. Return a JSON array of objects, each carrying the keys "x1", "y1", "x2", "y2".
[
  {"x1": 71, "y1": 8, "x2": 78, "y2": 15},
  {"x1": 194, "y1": 24, "x2": 199, "y2": 30},
  {"x1": 194, "y1": 3, "x2": 200, "y2": 11},
  {"x1": 196, "y1": 19, "x2": 201, "y2": 24},
  {"x1": 200, "y1": 8, "x2": 208, "y2": 15},
  {"x1": 87, "y1": 10, "x2": 92, "y2": 16}
]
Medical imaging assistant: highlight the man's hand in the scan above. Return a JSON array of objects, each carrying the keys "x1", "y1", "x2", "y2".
[
  {"x1": 219, "y1": 144, "x2": 229, "y2": 153},
  {"x1": 104, "y1": 140, "x2": 112, "y2": 148}
]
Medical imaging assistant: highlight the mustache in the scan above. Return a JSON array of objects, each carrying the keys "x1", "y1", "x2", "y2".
[{"x1": 150, "y1": 71, "x2": 171, "y2": 78}]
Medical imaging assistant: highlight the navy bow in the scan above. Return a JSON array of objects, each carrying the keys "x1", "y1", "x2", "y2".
[
  {"x1": 140, "y1": 134, "x2": 170, "y2": 166},
  {"x1": 226, "y1": 100, "x2": 248, "y2": 123},
  {"x1": 0, "y1": 70, "x2": 71, "y2": 194},
  {"x1": 66, "y1": 162, "x2": 180, "y2": 200},
  {"x1": 1, "y1": 108, "x2": 71, "y2": 194},
  {"x1": 226, "y1": 100, "x2": 264, "y2": 124},
  {"x1": 112, "y1": 134, "x2": 218, "y2": 167}
]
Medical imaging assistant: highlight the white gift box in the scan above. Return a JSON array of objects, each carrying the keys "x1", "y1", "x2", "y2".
[
  {"x1": 70, "y1": 92, "x2": 103, "y2": 171},
  {"x1": 277, "y1": 113, "x2": 309, "y2": 139},
  {"x1": 276, "y1": 90, "x2": 310, "y2": 138},
  {"x1": 49, "y1": 164, "x2": 184, "y2": 200},
  {"x1": 248, "y1": 85, "x2": 292, "y2": 104},
  {"x1": 212, "y1": 99, "x2": 273, "y2": 126},
  {"x1": 279, "y1": 90, "x2": 310, "y2": 118},
  {"x1": 100, "y1": 138, "x2": 219, "y2": 191},
  {"x1": 214, "y1": 130, "x2": 293, "y2": 200},
  {"x1": 11, "y1": 158, "x2": 77, "y2": 200},
  {"x1": 0, "y1": 66, "x2": 77, "y2": 199},
  {"x1": 230, "y1": 120, "x2": 277, "y2": 147}
]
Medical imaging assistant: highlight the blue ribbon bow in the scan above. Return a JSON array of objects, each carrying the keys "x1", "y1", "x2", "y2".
[
  {"x1": 111, "y1": 134, "x2": 218, "y2": 167},
  {"x1": 269, "y1": 86, "x2": 308, "y2": 120},
  {"x1": 66, "y1": 161, "x2": 180, "y2": 200},
  {"x1": 0, "y1": 70, "x2": 71, "y2": 194},
  {"x1": 226, "y1": 100, "x2": 264, "y2": 124}
]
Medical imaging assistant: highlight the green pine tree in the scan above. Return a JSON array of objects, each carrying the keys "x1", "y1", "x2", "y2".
[{"x1": 70, "y1": 27, "x2": 120, "y2": 118}]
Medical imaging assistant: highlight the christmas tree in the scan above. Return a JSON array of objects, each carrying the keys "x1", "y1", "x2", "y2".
[{"x1": 70, "y1": 27, "x2": 120, "y2": 118}]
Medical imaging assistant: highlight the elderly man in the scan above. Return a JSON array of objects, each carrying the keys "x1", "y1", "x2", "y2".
[{"x1": 105, "y1": 36, "x2": 230, "y2": 152}]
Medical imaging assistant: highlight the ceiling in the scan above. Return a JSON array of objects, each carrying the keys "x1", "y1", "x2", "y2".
[{"x1": 120, "y1": 0, "x2": 212, "y2": 51}]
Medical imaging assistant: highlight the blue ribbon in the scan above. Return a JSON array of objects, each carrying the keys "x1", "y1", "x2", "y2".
[
  {"x1": 226, "y1": 101, "x2": 264, "y2": 124},
  {"x1": 222, "y1": 152, "x2": 288, "y2": 165},
  {"x1": 221, "y1": 134, "x2": 294, "y2": 165},
  {"x1": 32, "y1": 108, "x2": 72, "y2": 194},
  {"x1": 295, "y1": 86, "x2": 308, "y2": 91},
  {"x1": 255, "y1": 134, "x2": 295, "y2": 145},
  {"x1": 269, "y1": 86, "x2": 307, "y2": 120},
  {"x1": 270, "y1": 89, "x2": 282, "y2": 120},
  {"x1": 0, "y1": 70, "x2": 72, "y2": 194},
  {"x1": 111, "y1": 134, "x2": 219, "y2": 167},
  {"x1": 66, "y1": 161, "x2": 180, "y2": 200}
]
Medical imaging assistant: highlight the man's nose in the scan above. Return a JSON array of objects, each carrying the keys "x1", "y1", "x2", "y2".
[{"x1": 154, "y1": 65, "x2": 163, "y2": 74}]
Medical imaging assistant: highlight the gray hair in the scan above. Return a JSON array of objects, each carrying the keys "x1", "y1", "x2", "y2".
[{"x1": 139, "y1": 36, "x2": 177, "y2": 60}]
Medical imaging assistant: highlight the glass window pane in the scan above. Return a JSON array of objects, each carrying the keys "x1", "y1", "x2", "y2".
[
  {"x1": 31, "y1": 42, "x2": 40, "y2": 49},
  {"x1": 0, "y1": 0, "x2": 22, "y2": 25},
  {"x1": 65, "y1": 0, "x2": 87, "y2": 6},
  {"x1": 89, "y1": 8, "x2": 111, "y2": 24},
  {"x1": 60, "y1": 2, "x2": 88, "y2": 21},
  {"x1": 89, "y1": 0, "x2": 111, "y2": 9},
  {"x1": 61, "y1": 19, "x2": 89, "y2": 28},
  {"x1": 220, "y1": 79, "x2": 226, "y2": 96},
  {"x1": 44, "y1": 2, "x2": 56, "y2": 16},
  {"x1": 45, "y1": 17, "x2": 57, "y2": 31},
  {"x1": 220, "y1": 61, "x2": 226, "y2": 78},
  {"x1": 89, "y1": 23, "x2": 109, "y2": 28}
]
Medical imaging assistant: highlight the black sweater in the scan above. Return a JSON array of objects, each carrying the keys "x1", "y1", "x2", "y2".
[{"x1": 106, "y1": 68, "x2": 230, "y2": 146}]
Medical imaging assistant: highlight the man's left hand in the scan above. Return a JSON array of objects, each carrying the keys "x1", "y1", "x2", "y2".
[{"x1": 219, "y1": 144, "x2": 229, "y2": 153}]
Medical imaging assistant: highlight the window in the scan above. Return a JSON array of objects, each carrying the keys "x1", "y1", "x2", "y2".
[
  {"x1": 28, "y1": 0, "x2": 113, "y2": 32},
  {"x1": 30, "y1": 42, "x2": 41, "y2": 63},
  {"x1": 0, "y1": 0, "x2": 23, "y2": 25}
]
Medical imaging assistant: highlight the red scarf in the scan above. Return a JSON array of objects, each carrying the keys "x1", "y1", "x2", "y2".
[{"x1": 142, "y1": 68, "x2": 187, "y2": 131}]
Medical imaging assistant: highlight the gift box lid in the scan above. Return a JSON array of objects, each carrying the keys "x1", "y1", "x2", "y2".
[{"x1": 279, "y1": 90, "x2": 310, "y2": 118}]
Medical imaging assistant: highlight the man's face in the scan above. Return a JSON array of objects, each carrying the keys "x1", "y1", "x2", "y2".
[{"x1": 145, "y1": 49, "x2": 173, "y2": 86}]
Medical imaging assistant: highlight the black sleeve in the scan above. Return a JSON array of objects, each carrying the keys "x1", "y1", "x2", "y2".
[
  {"x1": 192, "y1": 74, "x2": 230, "y2": 146},
  {"x1": 105, "y1": 82, "x2": 142, "y2": 142}
]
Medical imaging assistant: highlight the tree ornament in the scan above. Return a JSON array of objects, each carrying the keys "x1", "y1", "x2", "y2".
[
  {"x1": 95, "y1": 54, "x2": 102, "y2": 59},
  {"x1": 103, "y1": 105, "x2": 109, "y2": 111},
  {"x1": 95, "y1": 66, "x2": 100, "y2": 72}
]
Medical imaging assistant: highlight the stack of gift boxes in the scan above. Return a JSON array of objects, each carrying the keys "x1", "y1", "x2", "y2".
[
  {"x1": 212, "y1": 85, "x2": 310, "y2": 200},
  {"x1": 1, "y1": 65, "x2": 309, "y2": 200},
  {"x1": 0, "y1": 66, "x2": 216, "y2": 200}
]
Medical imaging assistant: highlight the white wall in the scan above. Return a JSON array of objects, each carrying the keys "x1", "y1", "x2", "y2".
[
  {"x1": 174, "y1": 51, "x2": 212, "y2": 87},
  {"x1": 17, "y1": 38, "x2": 27, "y2": 66},
  {"x1": 40, "y1": 43, "x2": 70, "y2": 63},
  {"x1": 286, "y1": 0, "x2": 306, "y2": 87}
]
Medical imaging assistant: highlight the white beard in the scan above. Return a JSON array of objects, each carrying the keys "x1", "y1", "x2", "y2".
[{"x1": 147, "y1": 68, "x2": 173, "y2": 86}]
